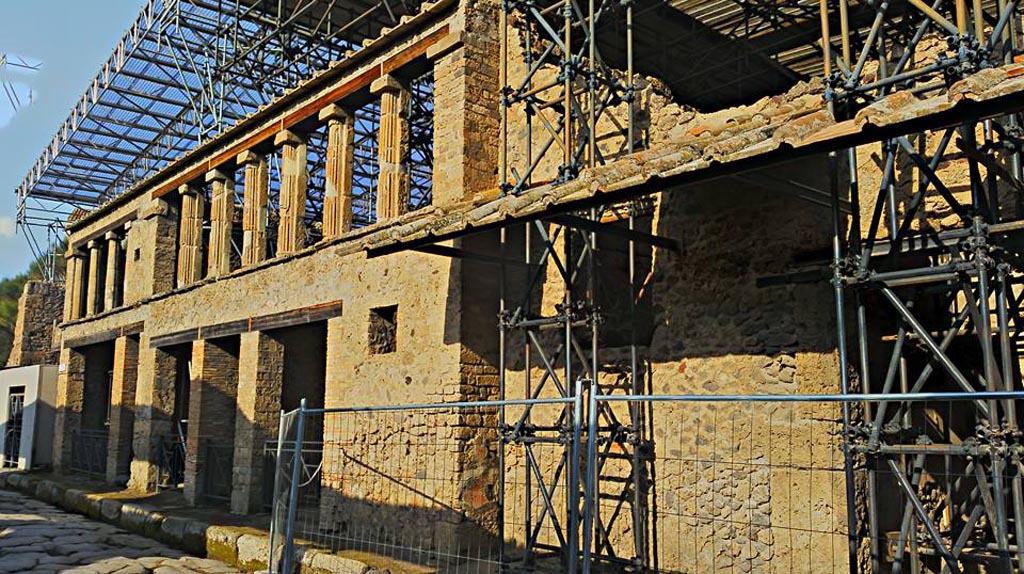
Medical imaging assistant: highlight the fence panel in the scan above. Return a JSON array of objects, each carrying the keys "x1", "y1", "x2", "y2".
[
  {"x1": 271, "y1": 391, "x2": 1024, "y2": 574},
  {"x1": 271, "y1": 397, "x2": 578, "y2": 574}
]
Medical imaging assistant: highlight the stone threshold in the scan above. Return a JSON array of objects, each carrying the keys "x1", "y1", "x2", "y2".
[{"x1": 0, "y1": 471, "x2": 371, "y2": 574}]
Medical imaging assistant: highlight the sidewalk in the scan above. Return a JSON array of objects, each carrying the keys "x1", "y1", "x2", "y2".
[{"x1": 0, "y1": 470, "x2": 371, "y2": 574}]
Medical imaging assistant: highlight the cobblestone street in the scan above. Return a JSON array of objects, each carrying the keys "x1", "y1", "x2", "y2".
[{"x1": 0, "y1": 489, "x2": 246, "y2": 574}]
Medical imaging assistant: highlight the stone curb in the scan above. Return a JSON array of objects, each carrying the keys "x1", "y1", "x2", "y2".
[{"x1": 0, "y1": 471, "x2": 372, "y2": 574}]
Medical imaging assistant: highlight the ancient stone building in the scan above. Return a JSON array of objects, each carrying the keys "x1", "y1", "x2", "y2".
[
  {"x1": 7, "y1": 280, "x2": 63, "y2": 368},
  {"x1": 19, "y1": 0, "x2": 1024, "y2": 572}
]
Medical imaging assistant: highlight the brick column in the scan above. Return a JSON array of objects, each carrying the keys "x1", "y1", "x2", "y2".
[
  {"x1": 106, "y1": 335, "x2": 138, "y2": 483},
  {"x1": 184, "y1": 338, "x2": 239, "y2": 505},
  {"x1": 64, "y1": 250, "x2": 86, "y2": 321},
  {"x1": 324, "y1": 317, "x2": 346, "y2": 409},
  {"x1": 232, "y1": 330, "x2": 284, "y2": 514},
  {"x1": 52, "y1": 346, "x2": 86, "y2": 472},
  {"x1": 128, "y1": 344, "x2": 179, "y2": 492},
  {"x1": 104, "y1": 231, "x2": 122, "y2": 310},
  {"x1": 371, "y1": 75, "x2": 411, "y2": 221},
  {"x1": 207, "y1": 169, "x2": 235, "y2": 278},
  {"x1": 319, "y1": 105, "x2": 355, "y2": 239},
  {"x1": 177, "y1": 184, "x2": 205, "y2": 286},
  {"x1": 238, "y1": 150, "x2": 269, "y2": 265},
  {"x1": 275, "y1": 130, "x2": 308, "y2": 254},
  {"x1": 85, "y1": 239, "x2": 102, "y2": 316},
  {"x1": 428, "y1": 25, "x2": 501, "y2": 206}
]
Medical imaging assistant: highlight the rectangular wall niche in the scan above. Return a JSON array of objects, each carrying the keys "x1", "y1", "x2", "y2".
[{"x1": 368, "y1": 305, "x2": 398, "y2": 354}]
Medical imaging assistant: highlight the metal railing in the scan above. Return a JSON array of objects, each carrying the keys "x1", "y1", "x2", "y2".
[
  {"x1": 157, "y1": 435, "x2": 186, "y2": 490},
  {"x1": 269, "y1": 389, "x2": 1024, "y2": 574},
  {"x1": 70, "y1": 428, "x2": 109, "y2": 475},
  {"x1": 201, "y1": 441, "x2": 236, "y2": 503}
]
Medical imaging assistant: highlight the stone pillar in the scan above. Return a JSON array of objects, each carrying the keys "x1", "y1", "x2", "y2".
[
  {"x1": 319, "y1": 105, "x2": 355, "y2": 239},
  {"x1": 106, "y1": 335, "x2": 138, "y2": 483},
  {"x1": 64, "y1": 250, "x2": 86, "y2": 321},
  {"x1": 85, "y1": 239, "x2": 102, "y2": 316},
  {"x1": 428, "y1": 26, "x2": 501, "y2": 205},
  {"x1": 184, "y1": 338, "x2": 239, "y2": 505},
  {"x1": 371, "y1": 75, "x2": 411, "y2": 221},
  {"x1": 206, "y1": 170, "x2": 234, "y2": 278},
  {"x1": 53, "y1": 346, "x2": 85, "y2": 472},
  {"x1": 177, "y1": 184, "x2": 206, "y2": 286},
  {"x1": 104, "y1": 231, "x2": 122, "y2": 310},
  {"x1": 136, "y1": 197, "x2": 179, "y2": 299},
  {"x1": 238, "y1": 150, "x2": 269, "y2": 265},
  {"x1": 128, "y1": 343, "x2": 179, "y2": 492},
  {"x1": 232, "y1": 330, "x2": 284, "y2": 514},
  {"x1": 275, "y1": 130, "x2": 308, "y2": 254}
]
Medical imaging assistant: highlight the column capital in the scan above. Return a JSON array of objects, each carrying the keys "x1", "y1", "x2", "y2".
[
  {"x1": 425, "y1": 31, "x2": 464, "y2": 60},
  {"x1": 370, "y1": 74, "x2": 407, "y2": 95},
  {"x1": 318, "y1": 104, "x2": 353, "y2": 124},
  {"x1": 178, "y1": 183, "x2": 204, "y2": 197},
  {"x1": 205, "y1": 169, "x2": 231, "y2": 184},
  {"x1": 87, "y1": 238, "x2": 102, "y2": 250},
  {"x1": 104, "y1": 230, "x2": 120, "y2": 242},
  {"x1": 236, "y1": 149, "x2": 266, "y2": 166},
  {"x1": 273, "y1": 129, "x2": 305, "y2": 147},
  {"x1": 66, "y1": 247, "x2": 86, "y2": 260},
  {"x1": 139, "y1": 198, "x2": 170, "y2": 220}
]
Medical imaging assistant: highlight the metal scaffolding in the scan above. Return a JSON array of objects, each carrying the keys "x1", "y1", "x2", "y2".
[
  {"x1": 496, "y1": 0, "x2": 1024, "y2": 572},
  {"x1": 823, "y1": 0, "x2": 1024, "y2": 571}
]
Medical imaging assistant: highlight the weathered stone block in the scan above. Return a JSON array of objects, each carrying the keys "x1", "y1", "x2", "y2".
[
  {"x1": 121, "y1": 502, "x2": 165, "y2": 538},
  {"x1": 302, "y1": 549, "x2": 371, "y2": 574},
  {"x1": 205, "y1": 525, "x2": 243, "y2": 564},
  {"x1": 236, "y1": 533, "x2": 270, "y2": 572},
  {"x1": 99, "y1": 498, "x2": 123, "y2": 522}
]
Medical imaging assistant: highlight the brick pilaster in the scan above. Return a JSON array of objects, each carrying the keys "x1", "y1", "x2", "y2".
[
  {"x1": 52, "y1": 346, "x2": 85, "y2": 472},
  {"x1": 238, "y1": 150, "x2": 269, "y2": 265},
  {"x1": 184, "y1": 338, "x2": 239, "y2": 505},
  {"x1": 428, "y1": 17, "x2": 500, "y2": 205},
  {"x1": 128, "y1": 343, "x2": 179, "y2": 492},
  {"x1": 231, "y1": 330, "x2": 284, "y2": 513},
  {"x1": 319, "y1": 105, "x2": 355, "y2": 239},
  {"x1": 106, "y1": 335, "x2": 138, "y2": 483},
  {"x1": 371, "y1": 75, "x2": 411, "y2": 221},
  {"x1": 275, "y1": 130, "x2": 308, "y2": 254}
]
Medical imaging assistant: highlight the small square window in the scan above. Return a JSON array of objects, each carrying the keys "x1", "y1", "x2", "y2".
[{"x1": 368, "y1": 305, "x2": 398, "y2": 354}]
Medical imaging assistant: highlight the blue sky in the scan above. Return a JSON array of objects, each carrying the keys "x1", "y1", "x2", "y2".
[{"x1": 0, "y1": 1, "x2": 141, "y2": 279}]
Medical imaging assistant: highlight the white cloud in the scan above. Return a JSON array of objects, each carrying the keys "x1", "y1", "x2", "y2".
[{"x1": 0, "y1": 216, "x2": 17, "y2": 238}]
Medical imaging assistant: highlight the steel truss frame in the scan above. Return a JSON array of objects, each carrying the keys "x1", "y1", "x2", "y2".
[
  {"x1": 821, "y1": 0, "x2": 1024, "y2": 572},
  {"x1": 16, "y1": 0, "x2": 427, "y2": 278}
]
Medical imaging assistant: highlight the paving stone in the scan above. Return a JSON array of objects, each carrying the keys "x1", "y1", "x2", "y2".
[
  {"x1": 0, "y1": 553, "x2": 41, "y2": 573},
  {"x1": 0, "y1": 490, "x2": 240, "y2": 574}
]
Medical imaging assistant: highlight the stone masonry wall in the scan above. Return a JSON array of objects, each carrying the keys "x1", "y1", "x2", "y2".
[
  {"x1": 8, "y1": 280, "x2": 63, "y2": 367},
  {"x1": 48, "y1": 5, "x2": 1005, "y2": 574}
]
